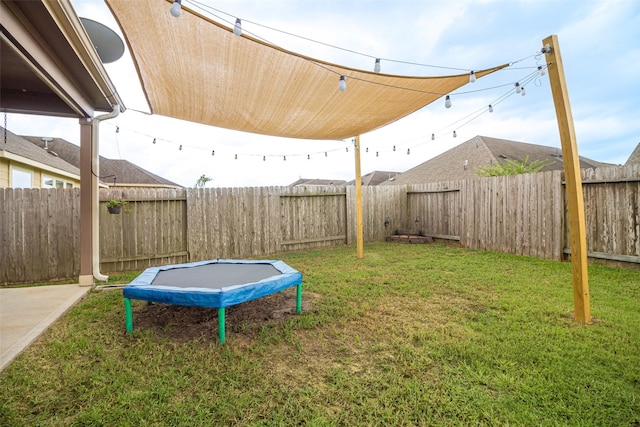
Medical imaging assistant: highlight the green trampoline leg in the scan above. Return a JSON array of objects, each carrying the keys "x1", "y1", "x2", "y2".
[
  {"x1": 124, "y1": 298, "x2": 133, "y2": 334},
  {"x1": 296, "y1": 283, "x2": 303, "y2": 314},
  {"x1": 218, "y1": 307, "x2": 226, "y2": 344}
]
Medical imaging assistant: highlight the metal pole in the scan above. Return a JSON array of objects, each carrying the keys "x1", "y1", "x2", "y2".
[
  {"x1": 124, "y1": 298, "x2": 133, "y2": 333},
  {"x1": 218, "y1": 307, "x2": 226, "y2": 343}
]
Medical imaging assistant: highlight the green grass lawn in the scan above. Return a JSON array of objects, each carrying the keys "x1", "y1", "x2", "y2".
[{"x1": 1, "y1": 243, "x2": 639, "y2": 426}]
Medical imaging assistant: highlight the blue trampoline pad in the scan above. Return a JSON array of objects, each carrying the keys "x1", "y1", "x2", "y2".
[{"x1": 123, "y1": 259, "x2": 303, "y2": 343}]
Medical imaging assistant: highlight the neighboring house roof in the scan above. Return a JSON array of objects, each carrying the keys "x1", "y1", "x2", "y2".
[
  {"x1": 20, "y1": 134, "x2": 182, "y2": 188},
  {"x1": 384, "y1": 135, "x2": 613, "y2": 185},
  {"x1": 625, "y1": 143, "x2": 640, "y2": 165},
  {"x1": 347, "y1": 171, "x2": 401, "y2": 186},
  {"x1": 1, "y1": 128, "x2": 80, "y2": 179},
  {"x1": 289, "y1": 178, "x2": 348, "y2": 186}
]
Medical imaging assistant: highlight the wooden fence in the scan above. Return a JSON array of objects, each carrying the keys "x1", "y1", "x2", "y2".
[{"x1": 1, "y1": 165, "x2": 638, "y2": 284}]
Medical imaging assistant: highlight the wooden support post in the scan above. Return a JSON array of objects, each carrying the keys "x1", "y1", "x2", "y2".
[
  {"x1": 354, "y1": 135, "x2": 364, "y2": 259},
  {"x1": 78, "y1": 119, "x2": 94, "y2": 287},
  {"x1": 543, "y1": 35, "x2": 591, "y2": 323}
]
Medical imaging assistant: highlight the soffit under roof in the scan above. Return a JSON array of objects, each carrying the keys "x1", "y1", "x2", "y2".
[
  {"x1": 0, "y1": 0, "x2": 123, "y2": 118},
  {"x1": 106, "y1": 0, "x2": 507, "y2": 140}
]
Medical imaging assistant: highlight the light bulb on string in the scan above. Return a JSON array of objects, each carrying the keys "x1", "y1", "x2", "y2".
[
  {"x1": 453, "y1": 130, "x2": 457, "y2": 138},
  {"x1": 445, "y1": 95, "x2": 452, "y2": 108},
  {"x1": 307, "y1": 154, "x2": 310, "y2": 160},
  {"x1": 211, "y1": 150, "x2": 215, "y2": 156},
  {"x1": 431, "y1": 133, "x2": 435, "y2": 141},
  {"x1": 469, "y1": 71, "x2": 476, "y2": 83},
  {"x1": 235, "y1": 154, "x2": 238, "y2": 160},
  {"x1": 521, "y1": 87, "x2": 526, "y2": 96},
  {"x1": 374, "y1": 58, "x2": 381, "y2": 73},
  {"x1": 325, "y1": 152, "x2": 327, "y2": 157},
  {"x1": 338, "y1": 76, "x2": 347, "y2": 92},
  {"x1": 170, "y1": 0, "x2": 181, "y2": 17},
  {"x1": 407, "y1": 148, "x2": 410, "y2": 155},
  {"x1": 537, "y1": 65, "x2": 546, "y2": 76},
  {"x1": 263, "y1": 155, "x2": 266, "y2": 161},
  {"x1": 116, "y1": 126, "x2": 119, "y2": 133},
  {"x1": 233, "y1": 18, "x2": 242, "y2": 36},
  {"x1": 488, "y1": 104, "x2": 494, "y2": 113},
  {"x1": 346, "y1": 147, "x2": 349, "y2": 152},
  {"x1": 179, "y1": 144, "x2": 182, "y2": 151},
  {"x1": 152, "y1": 138, "x2": 156, "y2": 144},
  {"x1": 283, "y1": 156, "x2": 286, "y2": 161},
  {"x1": 514, "y1": 82, "x2": 521, "y2": 93},
  {"x1": 376, "y1": 151, "x2": 379, "y2": 157},
  {"x1": 366, "y1": 147, "x2": 368, "y2": 153}
]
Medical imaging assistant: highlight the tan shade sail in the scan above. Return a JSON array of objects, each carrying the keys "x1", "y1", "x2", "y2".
[{"x1": 106, "y1": 0, "x2": 508, "y2": 140}]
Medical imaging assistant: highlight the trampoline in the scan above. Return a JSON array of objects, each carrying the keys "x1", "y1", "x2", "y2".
[{"x1": 123, "y1": 259, "x2": 303, "y2": 343}]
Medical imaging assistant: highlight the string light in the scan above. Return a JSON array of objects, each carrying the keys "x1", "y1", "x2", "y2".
[
  {"x1": 104, "y1": 62, "x2": 542, "y2": 164},
  {"x1": 211, "y1": 150, "x2": 215, "y2": 156},
  {"x1": 283, "y1": 155, "x2": 286, "y2": 161},
  {"x1": 537, "y1": 65, "x2": 546, "y2": 76},
  {"x1": 407, "y1": 148, "x2": 410, "y2": 155},
  {"x1": 170, "y1": 0, "x2": 181, "y2": 17},
  {"x1": 374, "y1": 58, "x2": 381, "y2": 73},
  {"x1": 338, "y1": 76, "x2": 346, "y2": 92},
  {"x1": 233, "y1": 18, "x2": 242, "y2": 36},
  {"x1": 185, "y1": 0, "x2": 546, "y2": 107},
  {"x1": 307, "y1": 154, "x2": 310, "y2": 159},
  {"x1": 445, "y1": 95, "x2": 452, "y2": 108}
]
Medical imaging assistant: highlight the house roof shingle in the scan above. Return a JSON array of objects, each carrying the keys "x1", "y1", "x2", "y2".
[
  {"x1": 289, "y1": 178, "x2": 347, "y2": 186},
  {"x1": 347, "y1": 170, "x2": 400, "y2": 186},
  {"x1": 625, "y1": 143, "x2": 640, "y2": 165},
  {"x1": 20, "y1": 133, "x2": 181, "y2": 187},
  {"x1": 384, "y1": 135, "x2": 612, "y2": 185},
  {"x1": 1, "y1": 128, "x2": 80, "y2": 177}
]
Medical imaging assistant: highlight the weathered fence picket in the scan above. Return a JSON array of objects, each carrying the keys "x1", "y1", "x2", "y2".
[{"x1": 1, "y1": 165, "x2": 638, "y2": 284}]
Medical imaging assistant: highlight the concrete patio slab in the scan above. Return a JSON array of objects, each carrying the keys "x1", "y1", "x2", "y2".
[{"x1": 0, "y1": 284, "x2": 90, "y2": 371}]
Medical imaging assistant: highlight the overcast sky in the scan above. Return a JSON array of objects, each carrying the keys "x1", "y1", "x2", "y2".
[{"x1": 6, "y1": 0, "x2": 639, "y2": 188}]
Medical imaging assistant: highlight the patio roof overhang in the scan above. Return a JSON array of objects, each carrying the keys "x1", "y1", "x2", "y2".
[{"x1": 0, "y1": 0, "x2": 124, "y2": 118}]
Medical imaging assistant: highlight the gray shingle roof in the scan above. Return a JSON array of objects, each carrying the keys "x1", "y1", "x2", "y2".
[
  {"x1": 625, "y1": 143, "x2": 640, "y2": 165},
  {"x1": 1, "y1": 128, "x2": 80, "y2": 177},
  {"x1": 289, "y1": 178, "x2": 347, "y2": 186},
  {"x1": 347, "y1": 171, "x2": 400, "y2": 186},
  {"x1": 20, "y1": 133, "x2": 181, "y2": 187},
  {"x1": 383, "y1": 135, "x2": 613, "y2": 185}
]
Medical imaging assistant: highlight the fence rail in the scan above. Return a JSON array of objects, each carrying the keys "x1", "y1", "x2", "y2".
[{"x1": 1, "y1": 165, "x2": 638, "y2": 284}]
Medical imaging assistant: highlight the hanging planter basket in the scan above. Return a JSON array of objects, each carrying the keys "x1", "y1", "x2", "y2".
[
  {"x1": 107, "y1": 205, "x2": 122, "y2": 214},
  {"x1": 106, "y1": 200, "x2": 128, "y2": 214}
]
